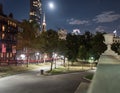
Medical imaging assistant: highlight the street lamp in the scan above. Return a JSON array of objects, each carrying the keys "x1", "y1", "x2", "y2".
[
  {"x1": 43, "y1": 54, "x2": 47, "y2": 63},
  {"x1": 89, "y1": 56, "x2": 94, "y2": 69},
  {"x1": 35, "y1": 52, "x2": 40, "y2": 64},
  {"x1": 53, "y1": 52, "x2": 57, "y2": 68},
  {"x1": 20, "y1": 54, "x2": 26, "y2": 65},
  {"x1": 20, "y1": 54, "x2": 26, "y2": 60}
]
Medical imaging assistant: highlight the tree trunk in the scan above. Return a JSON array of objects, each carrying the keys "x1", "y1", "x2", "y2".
[
  {"x1": 26, "y1": 48, "x2": 29, "y2": 67},
  {"x1": 63, "y1": 56, "x2": 66, "y2": 67},
  {"x1": 50, "y1": 58, "x2": 53, "y2": 71},
  {"x1": 55, "y1": 59, "x2": 56, "y2": 69}
]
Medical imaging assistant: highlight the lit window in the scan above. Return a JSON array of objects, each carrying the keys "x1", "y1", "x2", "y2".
[
  {"x1": 30, "y1": 12, "x2": 34, "y2": 16},
  {"x1": 7, "y1": 53, "x2": 9, "y2": 58},
  {"x1": 10, "y1": 22, "x2": 12, "y2": 25},
  {"x1": 2, "y1": 25, "x2": 5, "y2": 31},
  {"x1": 14, "y1": 23, "x2": 16, "y2": 27},
  {"x1": 8, "y1": 20, "x2": 10, "y2": 25},
  {"x1": 13, "y1": 23, "x2": 16, "y2": 27},
  {"x1": 1, "y1": 53, "x2": 3, "y2": 58},
  {"x1": 10, "y1": 53, "x2": 12, "y2": 57},
  {"x1": 2, "y1": 34, "x2": 5, "y2": 39}
]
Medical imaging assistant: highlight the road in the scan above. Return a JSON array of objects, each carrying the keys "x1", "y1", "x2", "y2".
[{"x1": 0, "y1": 65, "x2": 91, "y2": 93}]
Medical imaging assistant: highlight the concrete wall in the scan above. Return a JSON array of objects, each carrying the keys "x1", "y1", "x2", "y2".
[{"x1": 87, "y1": 55, "x2": 120, "y2": 93}]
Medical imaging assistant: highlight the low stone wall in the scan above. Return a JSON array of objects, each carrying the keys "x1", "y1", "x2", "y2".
[{"x1": 87, "y1": 55, "x2": 120, "y2": 93}]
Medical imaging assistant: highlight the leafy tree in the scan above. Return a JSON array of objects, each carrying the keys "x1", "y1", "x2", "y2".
[
  {"x1": 17, "y1": 20, "x2": 38, "y2": 50},
  {"x1": 35, "y1": 29, "x2": 59, "y2": 71},
  {"x1": 77, "y1": 31, "x2": 93, "y2": 61},
  {"x1": 78, "y1": 45, "x2": 88, "y2": 60},
  {"x1": 111, "y1": 43, "x2": 120, "y2": 55},
  {"x1": 78, "y1": 31, "x2": 107, "y2": 62},
  {"x1": 90, "y1": 32, "x2": 107, "y2": 60},
  {"x1": 17, "y1": 20, "x2": 38, "y2": 66},
  {"x1": 66, "y1": 34, "x2": 80, "y2": 65},
  {"x1": 37, "y1": 29, "x2": 58, "y2": 54},
  {"x1": 57, "y1": 39, "x2": 67, "y2": 66}
]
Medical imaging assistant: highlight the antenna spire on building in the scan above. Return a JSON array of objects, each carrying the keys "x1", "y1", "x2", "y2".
[
  {"x1": 42, "y1": 12, "x2": 46, "y2": 32},
  {"x1": 43, "y1": 13, "x2": 46, "y2": 23}
]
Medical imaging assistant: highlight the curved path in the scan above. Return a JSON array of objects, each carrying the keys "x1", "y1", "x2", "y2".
[{"x1": 0, "y1": 68, "x2": 91, "y2": 93}]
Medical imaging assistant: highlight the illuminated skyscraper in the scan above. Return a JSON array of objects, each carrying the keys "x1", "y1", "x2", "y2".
[{"x1": 29, "y1": 0, "x2": 42, "y2": 30}]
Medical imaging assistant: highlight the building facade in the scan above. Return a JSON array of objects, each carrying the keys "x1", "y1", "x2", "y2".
[
  {"x1": 58, "y1": 29, "x2": 67, "y2": 40},
  {"x1": 0, "y1": 5, "x2": 20, "y2": 62},
  {"x1": 29, "y1": 0, "x2": 42, "y2": 31},
  {"x1": 113, "y1": 36, "x2": 120, "y2": 43}
]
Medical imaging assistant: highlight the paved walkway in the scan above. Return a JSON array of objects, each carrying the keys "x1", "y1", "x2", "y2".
[
  {"x1": 75, "y1": 82, "x2": 90, "y2": 93},
  {"x1": 0, "y1": 63, "x2": 92, "y2": 93},
  {"x1": 74, "y1": 70, "x2": 95, "y2": 93}
]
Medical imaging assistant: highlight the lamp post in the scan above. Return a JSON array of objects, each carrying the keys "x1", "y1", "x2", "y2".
[
  {"x1": 20, "y1": 54, "x2": 26, "y2": 65},
  {"x1": 20, "y1": 54, "x2": 26, "y2": 60},
  {"x1": 35, "y1": 52, "x2": 40, "y2": 64},
  {"x1": 89, "y1": 56, "x2": 94, "y2": 69},
  {"x1": 53, "y1": 52, "x2": 57, "y2": 69},
  {"x1": 43, "y1": 54, "x2": 47, "y2": 63}
]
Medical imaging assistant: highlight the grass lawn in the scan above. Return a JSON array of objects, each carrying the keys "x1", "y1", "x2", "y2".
[
  {"x1": 0, "y1": 61, "x2": 95, "y2": 77},
  {"x1": 47, "y1": 63, "x2": 92, "y2": 75},
  {"x1": 0, "y1": 63, "x2": 50, "y2": 77}
]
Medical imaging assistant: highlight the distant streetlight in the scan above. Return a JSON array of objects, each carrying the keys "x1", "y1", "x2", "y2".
[
  {"x1": 36, "y1": 52, "x2": 40, "y2": 56},
  {"x1": 35, "y1": 52, "x2": 40, "y2": 64},
  {"x1": 89, "y1": 56, "x2": 94, "y2": 69},
  {"x1": 44, "y1": 54, "x2": 47, "y2": 63},
  {"x1": 20, "y1": 54, "x2": 25, "y2": 60},
  {"x1": 52, "y1": 52, "x2": 57, "y2": 68}
]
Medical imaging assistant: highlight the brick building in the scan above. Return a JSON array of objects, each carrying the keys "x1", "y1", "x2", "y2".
[{"x1": 0, "y1": 4, "x2": 20, "y2": 63}]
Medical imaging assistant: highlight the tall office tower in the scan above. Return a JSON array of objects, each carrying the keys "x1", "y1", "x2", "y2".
[{"x1": 29, "y1": 0, "x2": 42, "y2": 31}]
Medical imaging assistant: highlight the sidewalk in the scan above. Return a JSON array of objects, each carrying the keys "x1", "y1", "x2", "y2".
[{"x1": 74, "y1": 82, "x2": 90, "y2": 93}]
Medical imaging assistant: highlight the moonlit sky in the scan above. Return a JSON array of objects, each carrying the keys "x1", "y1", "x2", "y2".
[{"x1": 0, "y1": 0, "x2": 120, "y2": 35}]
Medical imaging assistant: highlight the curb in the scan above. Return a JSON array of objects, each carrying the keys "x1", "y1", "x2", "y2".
[
  {"x1": 74, "y1": 82, "x2": 90, "y2": 93},
  {"x1": 83, "y1": 77, "x2": 91, "y2": 82}
]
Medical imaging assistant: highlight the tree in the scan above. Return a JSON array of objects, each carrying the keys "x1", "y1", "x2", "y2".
[
  {"x1": 66, "y1": 34, "x2": 80, "y2": 65},
  {"x1": 78, "y1": 45, "x2": 88, "y2": 60},
  {"x1": 37, "y1": 29, "x2": 58, "y2": 54},
  {"x1": 77, "y1": 31, "x2": 107, "y2": 62},
  {"x1": 90, "y1": 32, "x2": 107, "y2": 60},
  {"x1": 17, "y1": 20, "x2": 38, "y2": 50},
  {"x1": 111, "y1": 43, "x2": 120, "y2": 55},
  {"x1": 36, "y1": 29, "x2": 59, "y2": 71},
  {"x1": 77, "y1": 31, "x2": 93, "y2": 61},
  {"x1": 17, "y1": 20, "x2": 38, "y2": 67},
  {"x1": 57, "y1": 39, "x2": 67, "y2": 66}
]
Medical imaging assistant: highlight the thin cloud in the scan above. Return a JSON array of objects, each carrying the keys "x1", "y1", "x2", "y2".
[
  {"x1": 95, "y1": 26, "x2": 107, "y2": 32},
  {"x1": 67, "y1": 18, "x2": 89, "y2": 25},
  {"x1": 118, "y1": 25, "x2": 120, "y2": 29},
  {"x1": 93, "y1": 11, "x2": 120, "y2": 23}
]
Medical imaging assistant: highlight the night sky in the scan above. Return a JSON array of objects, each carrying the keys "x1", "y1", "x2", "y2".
[{"x1": 0, "y1": 0, "x2": 120, "y2": 35}]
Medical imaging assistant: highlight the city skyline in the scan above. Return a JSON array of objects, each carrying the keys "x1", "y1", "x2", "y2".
[{"x1": 0, "y1": 0, "x2": 120, "y2": 35}]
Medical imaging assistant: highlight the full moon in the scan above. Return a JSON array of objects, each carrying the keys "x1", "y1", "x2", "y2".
[{"x1": 49, "y1": 2, "x2": 55, "y2": 9}]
